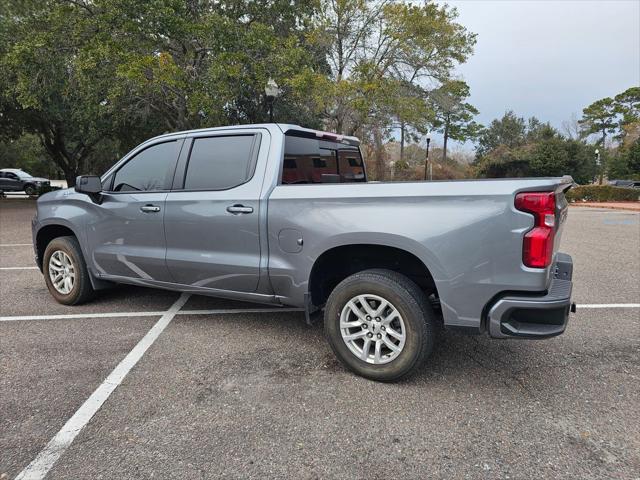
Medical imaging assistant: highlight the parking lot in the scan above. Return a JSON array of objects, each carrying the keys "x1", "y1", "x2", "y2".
[{"x1": 1, "y1": 199, "x2": 638, "y2": 479}]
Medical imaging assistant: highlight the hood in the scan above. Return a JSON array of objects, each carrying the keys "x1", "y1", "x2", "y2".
[
  {"x1": 37, "y1": 186, "x2": 74, "y2": 203},
  {"x1": 25, "y1": 177, "x2": 50, "y2": 182}
]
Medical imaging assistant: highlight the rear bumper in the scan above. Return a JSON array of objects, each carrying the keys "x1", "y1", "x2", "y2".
[{"x1": 487, "y1": 253, "x2": 574, "y2": 339}]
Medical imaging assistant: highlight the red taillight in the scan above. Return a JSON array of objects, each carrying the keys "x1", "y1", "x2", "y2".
[{"x1": 515, "y1": 192, "x2": 556, "y2": 268}]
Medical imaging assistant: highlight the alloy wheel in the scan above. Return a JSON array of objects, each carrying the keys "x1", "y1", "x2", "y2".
[
  {"x1": 339, "y1": 294, "x2": 406, "y2": 364},
  {"x1": 48, "y1": 250, "x2": 75, "y2": 295}
]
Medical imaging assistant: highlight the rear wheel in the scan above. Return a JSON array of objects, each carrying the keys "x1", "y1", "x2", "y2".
[
  {"x1": 43, "y1": 236, "x2": 95, "y2": 305},
  {"x1": 324, "y1": 269, "x2": 436, "y2": 382}
]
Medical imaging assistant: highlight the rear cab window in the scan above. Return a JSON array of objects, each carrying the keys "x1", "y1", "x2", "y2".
[{"x1": 281, "y1": 132, "x2": 366, "y2": 185}]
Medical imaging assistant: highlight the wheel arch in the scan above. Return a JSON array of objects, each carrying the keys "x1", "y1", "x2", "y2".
[
  {"x1": 308, "y1": 242, "x2": 444, "y2": 309},
  {"x1": 35, "y1": 223, "x2": 79, "y2": 269}
]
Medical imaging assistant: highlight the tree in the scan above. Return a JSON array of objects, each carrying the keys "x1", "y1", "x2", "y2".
[
  {"x1": 475, "y1": 111, "x2": 527, "y2": 158},
  {"x1": 561, "y1": 112, "x2": 581, "y2": 140},
  {"x1": 1, "y1": 0, "x2": 478, "y2": 183},
  {"x1": 107, "y1": 0, "x2": 323, "y2": 130},
  {"x1": 430, "y1": 80, "x2": 480, "y2": 161},
  {"x1": 613, "y1": 86, "x2": 640, "y2": 127},
  {"x1": 475, "y1": 135, "x2": 596, "y2": 184},
  {"x1": 578, "y1": 97, "x2": 618, "y2": 147},
  {"x1": 608, "y1": 136, "x2": 640, "y2": 180},
  {"x1": 0, "y1": 1, "x2": 134, "y2": 186},
  {"x1": 0, "y1": 0, "x2": 324, "y2": 184},
  {"x1": 526, "y1": 137, "x2": 596, "y2": 183},
  {"x1": 626, "y1": 138, "x2": 640, "y2": 176},
  {"x1": 474, "y1": 111, "x2": 596, "y2": 183},
  {"x1": 314, "y1": 0, "x2": 476, "y2": 179},
  {"x1": 0, "y1": 134, "x2": 58, "y2": 178}
]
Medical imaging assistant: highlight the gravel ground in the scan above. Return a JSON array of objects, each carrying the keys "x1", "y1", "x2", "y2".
[{"x1": 1, "y1": 200, "x2": 638, "y2": 480}]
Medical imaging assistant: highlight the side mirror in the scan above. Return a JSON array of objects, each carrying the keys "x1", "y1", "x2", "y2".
[
  {"x1": 75, "y1": 175, "x2": 102, "y2": 195},
  {"x1": 75, "y1": 175, "x2": 103, "y2": 203}
]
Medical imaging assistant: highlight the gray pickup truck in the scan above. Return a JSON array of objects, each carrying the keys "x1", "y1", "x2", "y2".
[{"x1": 32, "y1": 124, "x2": 575, "y2": 381}]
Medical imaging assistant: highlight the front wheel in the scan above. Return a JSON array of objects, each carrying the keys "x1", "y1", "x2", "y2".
[
  {"x1": 43, "y1": 236, "x2": 95, "y2": 305},
  {"x1": 324, "y1": 269, "x2": 436, "y2": 382},
  {"x1": 24, "y1": 184, "x2": 37, "y2": 196}
]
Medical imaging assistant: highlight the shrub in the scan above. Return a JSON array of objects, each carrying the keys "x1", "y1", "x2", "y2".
[{"x1": 566, "y1": 185, "x2": 639, "y2": 202}]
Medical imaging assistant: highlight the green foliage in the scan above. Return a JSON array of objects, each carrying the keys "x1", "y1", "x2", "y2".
[
  {"x1": 608, "y1": 138, "x2": 640, "y2": 180},
  {"x1": 1, "y1": 0, "x2": 477, "y2": 182},
  {"x1": 566, "y1": 185, "x2": 639, "y2": 203},
  {"x1": 0, "y1": 134, "x2": 58, "y2": 178},
  {"x1": 579, "y1": 87, "x2": 640, "y2": 146},
  {"x1": 627, "y1": 137, "x2": 640, "y2": 173},
  {"x1": 316, "y1": 0, "x2": 476, "y2": 135},
  {"x1": 105, "y1": 0, "x2": 323, "y2": 130},
  {"x1": 614, "y1": 87, "x2": 640, "y2": 127},
  {"x1": 578, "y1": 97, "x2": 618, "y2": 145},
  {"x1": 0, "y1": 0, "x2": 144, "y2": 184},
  {"x1": 429, "y1": 80, "x2": 480, "y2": 160},
  {"x1": 475, "y1": 128, "x2": 596, "y2": 184},
  {"x1": 475, "y1": 111, "x2": 556, "y2": 158},
  {"x1": 0, "y1": 0, "x2": 325, "y2": 184}
]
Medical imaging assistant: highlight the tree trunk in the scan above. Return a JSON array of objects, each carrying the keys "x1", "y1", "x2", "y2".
[
  {"x1": 373, "y1": 124, "x2": 386, "y2": 181},
  {"x1": 600, "y1": 130, "x2": 606, "y2": 185},
  {"x1": 38, "y1": 126, "x2": 88, "y2": 187},
  {"x1": 64, "y1": 170, "x2": 78, "y2": 188},
  {"x1": 400, "y1": 122, "x2": 405, "y2": 166},
  {"x1": 443, "y1": 116, "x2": 449, "y2": 162}
]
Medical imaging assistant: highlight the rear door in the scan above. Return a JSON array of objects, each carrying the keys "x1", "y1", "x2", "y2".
[{"x1": 164, "y1": 131, "x2": 264, "y2": 292}]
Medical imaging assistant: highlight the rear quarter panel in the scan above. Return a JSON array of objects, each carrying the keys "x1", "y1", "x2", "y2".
[{"x1": 267, "y1": 179, "x2": 565, "y2": 330}]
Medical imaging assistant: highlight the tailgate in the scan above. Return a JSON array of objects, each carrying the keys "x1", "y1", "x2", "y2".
[{"x1": 552, "y1": 177, "x2": 573, "y2": 260}]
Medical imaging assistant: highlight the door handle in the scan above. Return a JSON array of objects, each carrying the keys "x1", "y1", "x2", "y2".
[
  {"x1": 140, "y1": 205, "x2": 161, "y2": 213},
  {"x1": 226, "y1": 204, "x2": 254, "y2": 214}
]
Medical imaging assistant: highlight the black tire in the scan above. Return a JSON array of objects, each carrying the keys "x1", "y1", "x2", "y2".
[
  {"x1": 324, "y1": 269, "x2": 436, "y2": 382},
  {"x1": 24, "y1": 184, "x2": 37, "y2": 196},
  {"x1": 43, "y1": 236, "x2": 95, "y2": 305}
]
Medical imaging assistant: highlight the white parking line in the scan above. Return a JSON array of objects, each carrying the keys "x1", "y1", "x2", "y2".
[
  {"x1": 0, "y1": 311, "x2": 166, "y2": 322},
  {"x1": 0, "y1": 243, "x2": 32, "y2": 247},
  {"x1": 14, "y1": 293, "x2": 191, "y2": 480},
  {"x1": 0, "y1": 266, "x2": 38, "y2": 270},
  {"x1": 180, "y1": 307, "x2": 304, "y2": 315},
  {"x1": 578, "y1": 303, "x2": 640, "y2": 309}
]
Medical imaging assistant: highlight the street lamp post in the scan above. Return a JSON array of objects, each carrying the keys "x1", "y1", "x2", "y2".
[
  {"x1": 264, "y1": 78, "x2": 280, "y2": 123},
  {"x1": 423, "y1": 137, "x2": 431, "y2": 181}
]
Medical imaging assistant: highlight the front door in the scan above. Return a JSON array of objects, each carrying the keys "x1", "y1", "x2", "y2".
[
  {"x1": 85, "y1": 139, "x2": 183, "y2": 282},
  {"x1": 0, "y1": 172, "x2": 21, "y2": 191},
  {"x1": 164, "y1": 133, "x2": 264, "y2": 292}
]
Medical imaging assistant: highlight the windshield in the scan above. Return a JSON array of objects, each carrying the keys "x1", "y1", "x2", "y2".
[{"x1": 13, "y1": 170, "x2": 32, "y2": 179}]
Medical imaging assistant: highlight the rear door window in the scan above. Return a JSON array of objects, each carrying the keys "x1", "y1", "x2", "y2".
[
  {"x1": 183, "y1": 135, "x2": 258, "y2": 190},
  {"x1": 281, "y1": 134, "x2": 365, "y2": 184}
]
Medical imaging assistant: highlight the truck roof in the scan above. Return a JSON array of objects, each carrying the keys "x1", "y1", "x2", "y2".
[{"x1": 148, "y1": 123, "x2": 361, "y2": 146}]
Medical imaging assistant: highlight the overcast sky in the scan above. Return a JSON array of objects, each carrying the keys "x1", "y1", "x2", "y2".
[{"x1": 437, "y1": 0, "x2": 640, "y2": 148}]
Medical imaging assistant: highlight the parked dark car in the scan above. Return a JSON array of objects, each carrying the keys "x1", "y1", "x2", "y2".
[
  {"x1": 609, "y1": 179, "x2": 640, "y2": 188},
  {"x1": 0, "y1": 168, "x2": 51, "y2": 195}
]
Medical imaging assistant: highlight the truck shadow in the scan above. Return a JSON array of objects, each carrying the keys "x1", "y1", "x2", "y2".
[{"x1": 182, "y1": 309, "x2": 586, "y2": 393}]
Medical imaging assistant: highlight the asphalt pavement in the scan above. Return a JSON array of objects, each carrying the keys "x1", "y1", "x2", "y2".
[{"x1": 1, "y1": 199, "x2": 638, "y2": 479}]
